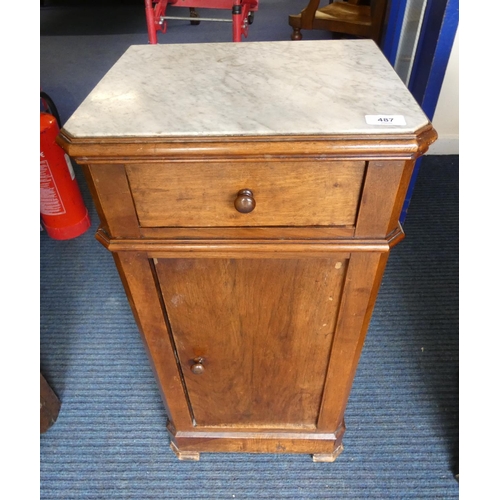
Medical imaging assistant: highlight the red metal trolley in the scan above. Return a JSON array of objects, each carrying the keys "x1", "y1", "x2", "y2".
[{"x1": 145, "y1": 0, "x2": 259, "y2": 43}]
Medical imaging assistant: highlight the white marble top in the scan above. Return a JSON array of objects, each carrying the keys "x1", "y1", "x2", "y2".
[{"x1": 63, "y1": 40, "x2": 431, "y2": 138}]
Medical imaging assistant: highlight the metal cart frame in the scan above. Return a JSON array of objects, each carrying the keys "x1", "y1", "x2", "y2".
[{"x1": 145, "y1": 0, "x2": 259, "y2": 43}]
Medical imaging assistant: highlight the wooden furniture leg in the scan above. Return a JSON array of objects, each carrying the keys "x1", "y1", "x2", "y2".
[{"x1": 40, "y1": 373, "x2": 61, "y2": 433}]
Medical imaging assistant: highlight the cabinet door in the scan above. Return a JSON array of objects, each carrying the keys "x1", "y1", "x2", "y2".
[{"x1": 154, "y1": 257, "x2": 348, "y2": 429}]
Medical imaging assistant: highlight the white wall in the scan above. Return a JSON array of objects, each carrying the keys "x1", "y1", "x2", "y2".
[{"x1": 427, "y1": 25, "x2": 459, "y2": 154}]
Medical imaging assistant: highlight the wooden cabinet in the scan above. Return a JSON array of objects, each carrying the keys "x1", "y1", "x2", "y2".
[{"x1": 58, "y1": 40, "x2": 436, "y2": 462}]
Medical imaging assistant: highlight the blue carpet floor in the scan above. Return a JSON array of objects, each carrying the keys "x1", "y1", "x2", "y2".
[{"x1": 40, "y1": 2, "x2": 459, "y2": 497}]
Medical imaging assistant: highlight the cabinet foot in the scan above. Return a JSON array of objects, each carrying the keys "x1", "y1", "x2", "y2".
[
  {"x1": 170, "y1": 442, "x2": 200, "y2": 461},
  {"x1": 312, "y1": 444, "x2": 344, "y2": 463}
]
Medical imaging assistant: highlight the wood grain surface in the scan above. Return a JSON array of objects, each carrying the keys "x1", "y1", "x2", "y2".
[
  {"x1": 126, "y1": 160, "x2": 365, "y2": 227},
  {"x1": 155, "y1": 257, "x2": 348, "y2": 428}
]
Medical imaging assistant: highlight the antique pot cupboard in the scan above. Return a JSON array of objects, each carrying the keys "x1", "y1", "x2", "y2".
[{"x1": 58, "y1": 40, "x2": 437, "y2": 462}]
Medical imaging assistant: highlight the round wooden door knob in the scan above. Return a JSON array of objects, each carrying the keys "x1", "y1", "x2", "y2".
[
  {"x1": 190, "y1": 358, "x2": 205, "y2": 375},
  {"x1": 234, "y1": 189, "x2": 256, "y2": 213}
]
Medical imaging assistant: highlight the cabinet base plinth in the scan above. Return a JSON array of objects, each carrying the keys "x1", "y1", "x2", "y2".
[{"x1": 168, "y1": 421, "x2": 345, "y2": 461}]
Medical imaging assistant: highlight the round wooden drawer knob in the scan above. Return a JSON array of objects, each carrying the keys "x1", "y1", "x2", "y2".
[
  {"x1": 234, "y1": 189, "x2": 256, "y2": 214},
  {"x1": 190, "y1": 358, "x2": 205, "y2": 375}
]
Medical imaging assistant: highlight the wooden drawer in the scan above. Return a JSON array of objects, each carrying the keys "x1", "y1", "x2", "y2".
[{"x1": 125, "y1": 160, "x2": 366, "y2": 228}]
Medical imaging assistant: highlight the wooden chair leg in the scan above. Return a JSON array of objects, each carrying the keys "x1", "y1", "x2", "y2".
[
  {"x1": 291, "y1": 27, "x2": 303, "y2": 40},
  {"x1": 189, "y1": 8, "x2": 200, "y2": 25}
]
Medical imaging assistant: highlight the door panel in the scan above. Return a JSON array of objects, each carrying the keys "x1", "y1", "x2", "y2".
[{"x1": 154, "y1": 257, "x2": 349, "y2": 428}]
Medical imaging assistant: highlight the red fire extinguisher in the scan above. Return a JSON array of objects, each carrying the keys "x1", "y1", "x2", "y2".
[{"x1": 40, "y1": 92, "x2": 91, "y2": 240}]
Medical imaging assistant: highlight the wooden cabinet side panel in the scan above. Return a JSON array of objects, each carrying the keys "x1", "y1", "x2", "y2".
[
  {"x1": 317, "y1": 251, "x2": 389, "y2": 431},
  {"x1": 112, "y1": 251, "x2": 193, "y2": 430},
  {"x1": 387, "y1": 160, "x2": 417, "y2": 232},
  {"x1": 355, "y1": 160, "x2": 407, "y2": 238},
  {"x1": 85, "y1": 164, "x2": 140, "y2": 238}
]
